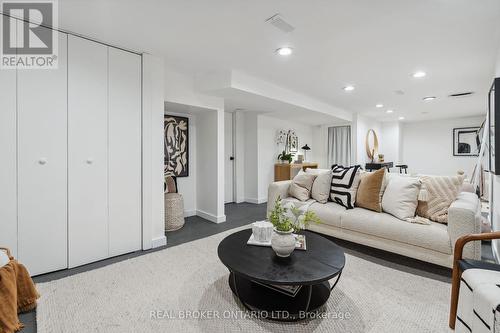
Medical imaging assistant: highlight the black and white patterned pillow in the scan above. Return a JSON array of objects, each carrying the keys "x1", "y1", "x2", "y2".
[{"x1": 330, "y1": 165, "x2": 361, "y2": 209}]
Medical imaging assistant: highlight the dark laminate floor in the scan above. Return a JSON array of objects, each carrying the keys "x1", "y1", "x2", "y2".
[{"x1": 19, "y1": 202, "x2": 495, "y2": 332}]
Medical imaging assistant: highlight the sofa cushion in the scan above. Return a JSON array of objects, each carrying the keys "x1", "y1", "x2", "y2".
[
  {"x1": 308, "y1": 202, "x2": 345, "y2": 228},
  {"x1": 356, "y1": 168, "x2": 385, "y2": 212},
  {"x1": 382, "y1": 176, "x2": 421, "y2": 220},
  {"x1": 288, "y1": 173, "x2": 316, "y2": 201},
  {"x1": 341, "y1": 207, "x2": 452, "y2": 254},
  {"x1": 416, "y1": 174, "x2": 464, "y2": 224},
  {"x1": 309, "y1": 169, "x2": 332, "y2": 204},
  {"x1": 330, "y1": 165, "x2": 361, "y2": 209}
]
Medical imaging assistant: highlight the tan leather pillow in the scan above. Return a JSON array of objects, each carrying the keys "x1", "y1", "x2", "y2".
[
  {"x1": 356, "y1": 168, "x2": 385, "y2": 212},
  {"x1": 288, "y1": 173, "x2": 316, "y2": 201}
]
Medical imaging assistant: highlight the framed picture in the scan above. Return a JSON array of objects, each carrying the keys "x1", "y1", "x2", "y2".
[
  {"x1": 490, "y1": 78, "x2": 499, "y2": 174},
  {"x1": 164, "y1": 115, "x2": 189, "y2": 177},
  {"x1": 288, "y1": 133, "x2": 298, "y2": 153},
  {"x1": 453, "y1": 127, "x2": 480, "y2": 156}
]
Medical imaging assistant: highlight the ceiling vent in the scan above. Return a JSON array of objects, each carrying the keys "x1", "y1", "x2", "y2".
[
  {"x1": 265, "y1": 14, "x2": 295, "y2": 33},
  {"x1": 449, "y1": 92, "x2": 474, "y2": 98}
]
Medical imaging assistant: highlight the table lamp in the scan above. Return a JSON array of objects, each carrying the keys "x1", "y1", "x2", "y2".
[{"x1": 301, "y1": 144, "x2": 311, "y2": 161}]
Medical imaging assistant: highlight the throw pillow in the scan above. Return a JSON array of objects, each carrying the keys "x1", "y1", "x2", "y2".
[
  {"x1": 307, "y1": 169, "x2": 333, "y2": 204},
  {"x1": 356, "y1": 168, "x2": 385, "y2": 212},
  {"x1": 416, "y1": 175, "x2": 464, "y2": 224},
  {"x1": 382, "y1": 176, "x2": 421, "y2": 220},
  {"x1": 288, "y1": 173, "x2": 316, "y2": 201},
  {"x1": 330, "y1": 165, "x2": 361, "y2": 209}
]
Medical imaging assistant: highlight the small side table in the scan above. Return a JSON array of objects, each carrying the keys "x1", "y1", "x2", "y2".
[{"x1": 165, "y1": 193, "x2": 185, "y2": 232}]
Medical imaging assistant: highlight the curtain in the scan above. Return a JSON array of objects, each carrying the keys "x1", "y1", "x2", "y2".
[{"x1": 328, "y1": 126, "x2": 351, "y2": 167}]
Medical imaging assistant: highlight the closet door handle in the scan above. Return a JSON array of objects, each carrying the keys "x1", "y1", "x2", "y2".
[
  {"x1": 86, "y1": 158, "x2": 94, "y2": 165},
  {"x1": 38, "y1": 158, "x2": 47, "y2": 165}
]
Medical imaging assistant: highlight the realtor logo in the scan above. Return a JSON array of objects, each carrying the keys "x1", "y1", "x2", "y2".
[{"x1": 1, "y1": 0, "x2": 58, "y2": 69}]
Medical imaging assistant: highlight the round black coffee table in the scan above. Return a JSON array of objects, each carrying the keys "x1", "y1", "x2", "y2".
[{"x1": 217, "y1": 229, "x2": 345, "y2": 321}]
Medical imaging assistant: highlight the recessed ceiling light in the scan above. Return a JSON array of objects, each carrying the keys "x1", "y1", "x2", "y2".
[
  {"x1": 386, "y1": 109, "x2": 394, "y2": 114},
  {"x1": 398, "y1": 116, "x2": 405, "y2": 120},
  {"x1": 412, "y1": 71, "x2": 426, "y2": 78},
  {"x1": 343, "y1": 85, "x2": 355, "y2": 92},
  {"x1": 423, "y1": 96, "x2": 436, "y2": 101},
  {"x1": 276, "y1": 47, "x2": 293, "y2": 56},
  {"x1": 376, "y1": 104, "x2": 384, "y2": 108}
]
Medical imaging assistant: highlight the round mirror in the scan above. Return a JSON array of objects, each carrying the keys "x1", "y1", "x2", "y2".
[{"x1": 365, "y1": 129, "x2": 379, "y2": 160}]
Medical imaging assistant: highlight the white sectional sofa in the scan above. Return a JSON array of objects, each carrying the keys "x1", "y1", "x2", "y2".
[{"x1": 267, "y1": 180, "x2": 482, "y2": 268}]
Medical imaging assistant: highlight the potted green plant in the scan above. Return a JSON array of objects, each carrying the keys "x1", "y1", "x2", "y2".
[
  {"x1": 277, "y1": 150, "x2": 293, "y2": 164},
  {"x1": 268, "y1": 196, "x2": 321, "y2": 257}
]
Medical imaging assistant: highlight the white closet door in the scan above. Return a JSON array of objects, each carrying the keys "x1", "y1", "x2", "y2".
[
  {"x1": 0, "y1": 15, "x2": 18, "y2": 257},
  {"x1": 108, "y1": 48, "x2": 142, "y2": 256},
  {"x1": 17, "y1": 31, "x2": 68, "y2": 275},
  {"x1": 68, "y1": 36, "x2": 109, "y2": 268}
]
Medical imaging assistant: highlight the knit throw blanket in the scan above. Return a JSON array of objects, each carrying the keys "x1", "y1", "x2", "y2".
[{"x1": 0, "y1": 248, "x2": 39, "y2": 333}]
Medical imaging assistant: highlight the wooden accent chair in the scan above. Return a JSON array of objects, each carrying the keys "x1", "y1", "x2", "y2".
[{"x1": 449, "y1": 231, "x2": 500, "y2": 329}]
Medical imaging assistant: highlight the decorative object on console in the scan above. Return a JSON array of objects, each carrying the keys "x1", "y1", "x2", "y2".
[
  {"x1": 301, "y1": 144, "x2": 311, "y2": 161},
  {"x1": 295, "y1": 154, "x2": 304, "y2": 164},
  {"x1": 378, "y1": 154, "x2": 385, "y2": 162},
  {"x1": 288, "y1": 172, "x2": 316, "y2": 201},
  {"x1": 164, "y1": 115, "x2": 189, "y2": 177},
  {"x1": 268, "y1": 196, "x2": 321, "y2": 257},
  {"x1": 330, "y1": 165, "x2": 361, "y2": 209},
  {"x1": 453, "y1": 127, "x2": 480, "y2": 156},
  {"x1": 356, "y1": 168, "x2": 385, "y2": 212},
  {"x1": 365, "y1": 129, "x2": 379, "y2": 161},
  {"x1": 277, "y1": 150, "x2": 293, "y2": 164}
]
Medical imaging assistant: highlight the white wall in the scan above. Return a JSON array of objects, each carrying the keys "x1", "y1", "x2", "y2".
[
  {"x1": 243, "y1": 113, "x2": 259, "y2": 203},
  {"x1": 401, "y1": 116, "x2": 485, "y2": 176},
  {"x1": 142, "y1": 54, "x2": 166, "y2": 249},
  {"x1": 164, "y1": 64, "x2": 226, "y2": 223},
  {"x1": 381, "y1": 121, "x2": 402, "y2": 165},
  {"x1": 257, "y1": 115, "x2": 314, "y2": 201}
]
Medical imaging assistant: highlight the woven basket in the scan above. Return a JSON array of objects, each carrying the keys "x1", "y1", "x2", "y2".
[{"x1": 165, "y1": 193, "x2": 185, "y2": 232}]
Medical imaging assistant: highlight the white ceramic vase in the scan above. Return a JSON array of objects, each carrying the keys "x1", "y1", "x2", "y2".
[{"x1": 271, "y1": 228, "x2": 295, "y2": 257}]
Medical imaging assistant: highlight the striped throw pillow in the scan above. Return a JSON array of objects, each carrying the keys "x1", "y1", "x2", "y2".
[{"x1": 330, "y1": 165, "x2": 361, "y2": 209}]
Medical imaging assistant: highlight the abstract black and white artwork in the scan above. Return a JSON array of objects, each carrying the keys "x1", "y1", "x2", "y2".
[
  {"x1": 164, "y1": 115, "x2": 189, "y2": 177},
  {"x1": 453, "y1": 127, "x2": 480, "y2": 156}
]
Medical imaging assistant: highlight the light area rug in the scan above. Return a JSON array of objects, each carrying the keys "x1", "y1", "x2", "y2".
[{"x1": 36, "y1": 226, "x2": 452, "y2": 333}]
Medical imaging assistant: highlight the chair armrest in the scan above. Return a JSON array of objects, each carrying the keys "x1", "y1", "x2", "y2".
[
  {"x1": 267, "y1": 180, "x2": 292, "y2": 218},
  {"x1": 453, "y1": 231, "x2": 500, "y2": 264},
  {"x1": 448, "y1": 192, "x2": 482, "y2": 260}
]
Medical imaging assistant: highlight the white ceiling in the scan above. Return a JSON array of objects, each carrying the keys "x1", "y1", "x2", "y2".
[{"x1": 58, "y1": 0, "x2": 500, "y2": 122}]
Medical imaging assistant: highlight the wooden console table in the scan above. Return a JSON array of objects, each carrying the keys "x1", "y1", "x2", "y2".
[{"x1": 274, "y1": 162, "x2": 319, "y2": 181}]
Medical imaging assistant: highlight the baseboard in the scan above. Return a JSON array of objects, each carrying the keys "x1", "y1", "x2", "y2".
[
  {"x1": 184, "y1": 210, "x2": 196, "y2": 217},
  {"x1": 245, "y1": 198, "x2": 268, "y2": 204},
  {"x1": 196, "y1": 209, "x2": 226, "y2": 223},
  {"x1": 151, "y1": 235, "x2": 167, "y2": 248}
]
